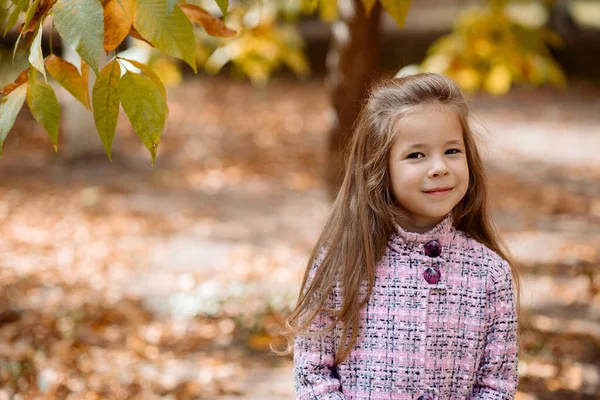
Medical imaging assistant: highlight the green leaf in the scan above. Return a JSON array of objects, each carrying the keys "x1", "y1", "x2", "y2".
[
  {"x1": 29, "y1": 25, "x2": 46, "y2": 81},
  {"x1": 52, "y1": 0, "x2": 104, "y2": 74},
  {"x1": 380, "y1": 0, "x2": 411, "y2": 27},
  {"x1": 92, "y1": 59, "x2": 121, "y2": 162},
  {"x1": 214, "y1": 0, "x2": 228, "y2": 17},
  {"x1": 0, "y1": 84, "x2": 27, "y2": 156},
  {"x1": 121, "y1": 58, "x2": 166, "y2": 99},
  {"x1": 23, "y1": 0, "x2": 40, "y2": 32},
  {"x1": 26, "y1": 69, "x2": 61, "y2": 151},
  {"x1": 3, "y1": 0, "x2": 28, "y2": 37},
  {"x1": 134, "y1": 0, "x2": 197, "y2": 72},
  {"x1": 167, "y1": 0, "x2": 177, "y2": 16},
  {"x1": 118, "y1": 71, "x2": 166, "y2": 163}
]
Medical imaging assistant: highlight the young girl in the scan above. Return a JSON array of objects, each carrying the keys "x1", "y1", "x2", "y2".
[{"x1": 279, "y1": 73, "x2": 520, "y2": 399}]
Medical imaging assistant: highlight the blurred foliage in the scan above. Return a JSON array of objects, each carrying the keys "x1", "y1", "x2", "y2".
[
  {"x1": 414, "y1": 0, "x2": 566, "y2": 95},
  {"x1": 191, "y1": 0, "x2": 311, "y2": 88},
  {"x1": 186, "y1": 0, "x2": 411, "y2": 87}
]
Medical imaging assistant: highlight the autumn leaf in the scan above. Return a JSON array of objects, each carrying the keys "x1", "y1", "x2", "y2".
[
  {"x1": 0, "y1": 84, "x2": 28, "y2": 156},
  {"x1": 167, "y1": 0, "x2": 177, "y2": 16},
  {"x1": 119, "y1": 71, "x2": 166, "y2": 163},
  {"x1": 484, "y1": 64, "x2": 512, "y2": 95},
  {"x1": 22, "y1": 0, "x2": 41, "y2": 33},
  {"x1": 361, "y1": 0, "x2": 377, "y2": 15},
  {"x1": 379, "y1": 0, "x2": 411, "y2": 27},
  {"x1": 92, "y1": 59, "x2": 121, "y2": 161},
  {"x1": 121, "y1": 58, "x2": 169, "y2": 120},
  {"x1": 133, "y1": 0, "x2": 197, "y2": 72},
  {"x1": 318, "y1": 0, "x2": 337, "y2": 22},
  {"x1": 44, "y1": 54, "x2": 90, "y2": 108},
  {"x1": 4, "y1": 0, "x2": 29, "y2": 37},
  {"x1": 1, "y1": 68, "x2": 30, "y2": 96},
  {"x1": 103, "y1": 0, "x2": 135, "y2": 52},
  {"x1": 121, "y1": 58, "x2": 166, "y2": 99},
  {"x1": 20, "y1": 0, "x2": 57, "y2": 34},
  {"x1": 128, "y1": 25, "x2": 153, "y2": 47},
  {"x1": 26, "y1": 69, "x2": 61, "y2": 151},
  {"x1": 29, "y1": 25, "x2": 47, "y2": 81},
  {"x1": 180, "y1": 4, "x2": 236, "y2": 38},
  {"x1": 52, "y1": 0, "x2": 105, "y2": 74}
]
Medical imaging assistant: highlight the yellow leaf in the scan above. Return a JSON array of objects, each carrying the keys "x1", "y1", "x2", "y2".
[
  {"x1": 103, "y1": 0, "x2": 135, "y2": 52},
  {"x1": 453, "y1": 68, "x2": 480, "y2": 93},
  {"x1": 380, "y1": 0, "x2": 411, "y2": 27},
  {"x1": 361, "y1": 0, "x2": 377, "y2": 15},
  {"x1": 318, "y1": 0, "x2": 338, "y2": 22},
  {"x1": 484, "y1": 64, "x2": 512, "y2": 95},
  {"x1": 180, "y1": 4, "x2": 236, "y2": 38},
  {"x1": 44, "y1": 54, "x2": 90, "y2": 108}
]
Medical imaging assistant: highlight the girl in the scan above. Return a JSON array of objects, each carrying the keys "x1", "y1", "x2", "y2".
[{"x1": 278, "y1": 73, "x2": 520, "y2": 399}]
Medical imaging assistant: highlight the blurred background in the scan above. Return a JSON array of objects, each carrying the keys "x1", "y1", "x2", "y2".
[{"x1": 0, "y1": 0, "x2": 599, "y2": 398}]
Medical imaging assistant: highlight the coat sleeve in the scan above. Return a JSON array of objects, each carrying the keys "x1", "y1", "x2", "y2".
[
  {"x1": 469, "y1": 259, "x2": 519, "y2": 399},
  {"x1": 293, "y1": 255, "x2": 346, "y2": 400}
]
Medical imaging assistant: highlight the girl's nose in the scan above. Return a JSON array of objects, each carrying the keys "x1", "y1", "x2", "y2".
[{"x1": 429, "y1": 158, "x2": 449, "y2": 177}]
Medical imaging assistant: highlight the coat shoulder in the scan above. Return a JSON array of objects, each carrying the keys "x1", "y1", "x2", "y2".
[{"x1": 454, "y1": 232, "x2": 511, "y2": 282}]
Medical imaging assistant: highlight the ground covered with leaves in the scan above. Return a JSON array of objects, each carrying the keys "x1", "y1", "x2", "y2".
[{"x1": 0, "y1": 77, "x2": 599, "y2": 399}]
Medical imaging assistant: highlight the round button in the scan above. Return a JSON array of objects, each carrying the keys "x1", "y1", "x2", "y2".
[
  {"x1": 424, "y1": 266, "x2": 441, "y2": 284},
  {"x1": 424, "y1": 240, "x2": 442, "y2": 257}
]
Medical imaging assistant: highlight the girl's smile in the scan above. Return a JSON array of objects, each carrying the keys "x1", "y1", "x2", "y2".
[{"x1": 423, "y1": 187, "x2": 454, "y2": 196}]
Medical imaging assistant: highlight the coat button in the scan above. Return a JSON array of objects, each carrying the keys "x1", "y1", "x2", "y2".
[
  {"x1": 424, "y1": 266, "x2": 441, "y2": 284},
  {"x1": 417, "y1": 395, "x2": 434, "y2": 400},
  {"x1": 424, "y1": 240, "x2": 441, "y2": 257}
]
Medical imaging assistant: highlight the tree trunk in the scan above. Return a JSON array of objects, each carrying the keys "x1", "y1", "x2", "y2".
[{"x1": 325, "y1": 0, "x2": 382, "y2": 198}]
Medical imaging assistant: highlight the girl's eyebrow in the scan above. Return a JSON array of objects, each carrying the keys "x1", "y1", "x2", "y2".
[{"x1": 405, "y1": 139, "x2": 463, "y2": 149}]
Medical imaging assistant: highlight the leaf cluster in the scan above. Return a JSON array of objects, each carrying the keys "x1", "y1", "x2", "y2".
[
  {"x1": 0, "y1": 0, "x2": 236, "y2": 161},
  {"x1": 418, "y1": 3, "x2": 566, "y2": 95}
]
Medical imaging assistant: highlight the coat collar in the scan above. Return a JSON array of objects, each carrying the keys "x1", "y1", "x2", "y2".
[{"x1": 391, "y1": 213, "x2": 456, "y2": 249}]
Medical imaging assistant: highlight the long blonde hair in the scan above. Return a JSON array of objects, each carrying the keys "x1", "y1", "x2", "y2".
[{"x1": 277, "y1": 73, "x2": 521, "y2": 364}]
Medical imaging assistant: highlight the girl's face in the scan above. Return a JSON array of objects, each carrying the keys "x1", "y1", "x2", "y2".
[{"x1": 388, "y1": 105, "x2": 469, "y2": 233}]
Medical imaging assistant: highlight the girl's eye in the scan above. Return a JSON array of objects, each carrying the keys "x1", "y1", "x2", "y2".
[
  {"x1": 407, "y1": 152, "x2": 424, "y2": 159},
  {"x1": 446, "y1": 148, "x2": 461, "y2": 155}
]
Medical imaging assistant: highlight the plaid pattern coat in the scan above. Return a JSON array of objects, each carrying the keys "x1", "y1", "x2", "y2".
[{"x1": 293, "y1": 214, "x2": 518, "y2": 400}]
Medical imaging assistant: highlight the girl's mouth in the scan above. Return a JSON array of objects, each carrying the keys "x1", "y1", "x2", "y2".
[{"x1": 423, "y1": 188, "x2": 453, "y2": 196}]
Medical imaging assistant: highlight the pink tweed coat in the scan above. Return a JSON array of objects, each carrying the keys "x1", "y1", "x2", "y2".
[{"x1": 293, "y1": 214, "x2": 518, "y2": 400}]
